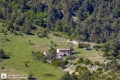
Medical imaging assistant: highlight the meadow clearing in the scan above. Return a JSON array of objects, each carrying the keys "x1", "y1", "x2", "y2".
[
  {"x1": 0, "y1": 31, "x2": 66, "y2": 80},
  {"x1": 0, "y1": 23, "x2": 104, "y2": 80}
]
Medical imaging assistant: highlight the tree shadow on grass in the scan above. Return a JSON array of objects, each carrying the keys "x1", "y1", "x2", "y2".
[
  {"x1": 1, "y1": 56, "x2": 10, "y2": 59},
  {"x1": 26, "y1": 65, "x2": 30, "y2": 67},
  {"x1": 71, "y1": 51, "x2": 82, "y2": 55},
  {"x1": 29, "y1": 33, "x2": 35, "y2": 35},
  {"x1": 28, "y1": 78, "x2": 37, "y2": 80}
]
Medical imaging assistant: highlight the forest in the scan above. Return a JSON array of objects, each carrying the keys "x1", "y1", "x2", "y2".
[{"x1": 0, "y1": 0, "x2": 120, "y2": 42}]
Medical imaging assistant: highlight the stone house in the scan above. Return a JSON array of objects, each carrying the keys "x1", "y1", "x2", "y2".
[{"x1": 56, "y1": 48, "x2": 70, "y2": 59}]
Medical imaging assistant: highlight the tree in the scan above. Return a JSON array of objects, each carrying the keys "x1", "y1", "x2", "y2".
[
  {"x1": 78, "y1": 69, "x2": 91, "y2": 80},
  {"x1": 47, "y1": 47, "x2": 56, "y2": 60},
  {"x1": 50, "y1": 41, "x2": 53, "y2": 44},
  {"x1": 67, "y1": 42, "x2": 74, "y2": 53},
  {"x1": 77, "y1": 57, "x2": 84, "y2": 63},
  {"x1": 23, "y1": 27, "x2": 31, "y2": 35},
  {"x1": 60, "y1": 72, "x2": 76, "y2": 80},
  {"x1": 28, "y1": 72, "x2": 35, "y2": 80},
  {"x1": 0, "y1": 49, "x2": 7, "y2": 59},
  {"x1": 84, "y1": 58, "x2": 91, "y2": 65},
  {"x1": 54, "y1": 25, "x2": 62, "y2": 32},
  {"x1": 78, "y1": 43, "x2": 84, "y2": 48},
  {"x1": 24, "y1": 59, "x2": 29, "y2": 67},
  {"x1": 51, "y1": 59, "x2": 61, "y2": 67}
]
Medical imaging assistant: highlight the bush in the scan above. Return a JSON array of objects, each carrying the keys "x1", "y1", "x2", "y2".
[
  {"x1": 46, "y1": 35, "x2": 50, "y2": 39},
  {"x1": 31, "y1": 51, "x2": 45, "y2": 61},
  {"x1": 103, "y1": 52, "x2": 109, "y2": 57},
  {"x1": 97, "y1": 68, "x2": 103, "y2": 73},
  {"x1": 37, "y1": 32, "x2": 47, "y2": 38},
  {"x1": 66, "y1": 55, "x2": 76, "y2": 60},
  {"x1": 75, "y1": 65, "x2": 80, "y2": 72},
  {"x1": 1, "y1": 66, "x2": 5, "y2": 69},
  {"x1": 83, "y1": 44, "x2": 90, "y2": 48},
  {"x1": 51, "y1": 41, "x2": 53, "y2": 44},
  {"x1": 90, "y1": 62, "x2": 94, "y2": 66},
  {"x1": 3, "y1": 32, "x2": 7, "y2": 35},
  {"x1": 107, "y1": 56, "x2": 114, "y2": 60},
  {"x1": 53, "y1": 32, "x2": 61, "y2": 37},
  {"x1": 51, "y1": 59, "x2": 61, "y2": 67},
  {"x1": 60, "y1": 60, "x2": 69, "y2": 68},
  {"x1": 14, "y1": 31, "x2": 19, "y2": 35},
  {"x1": 77, "y1": 57, "x2": 84, "y2": 63},
  {"x1": 19, "y1": 32, "x2": 23, "y2": 36},
  {"x1": 84, "y1": 58, "x2": 91, "y2": 65},
  {"x1": 0, "y1": 49, "x2": 8, "y2": 59},
  {"x1": 93, "y1": 45, "x2": 101, "y2": 50},
  {"x1": 94, "y1": 61, "x2": 100, "y2": 65},
  {"x1": 5, "y1": 38, "x2": 10, "y2": 41},
  {"x1": 52, "y1": 43, "x2": 57, "y2": 47},
  {"x1": 41, "y1": 56, "x2": 47, "y2": 63},
  {"x1": 28, "y1": 40, "x2": 34, "y2": 45},
  {"x1": 0, "y1": 29, "x2": 5, "y2": 33},
  {"x1": 78, "y1": 43, "x2": 84, "y2": 48},
  {"x1": 28, "y1": 72, "x2": 34, "y2": 79}
]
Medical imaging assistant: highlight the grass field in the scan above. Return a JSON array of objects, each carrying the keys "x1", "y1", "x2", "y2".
[
  {"x1": 0, "y1": 22, "x2": 105, "y2": 80},
  {"x1": 71, "y1": 45, "x2": 105, "y2": 63},
  {"x1": 0, "y1": 27, "x2": 66, "y2": 80}
]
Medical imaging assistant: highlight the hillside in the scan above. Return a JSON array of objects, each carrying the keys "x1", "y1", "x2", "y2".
[
  {"x1": 0, "y1": 0, "x2": 120, "y2": 80},
  {"x1": 0, "y1": 0, "x2": 120, "y2": 42}
]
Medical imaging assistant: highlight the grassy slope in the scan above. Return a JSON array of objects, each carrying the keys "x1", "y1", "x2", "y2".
[
  {"x1": 71, "y1": 45, "x2": 105, "y2": 63},
  {"x1": 0, "y1": 26, "x2": 66, "y2": 80},
  {"x1": 0, "y1": 23, "x2": 104, "y2": 79}
]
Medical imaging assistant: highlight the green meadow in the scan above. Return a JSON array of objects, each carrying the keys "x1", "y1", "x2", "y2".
[
  {"x1": 0, "y1": 31, "x2": 66, "y2": 80},
  {"x1": 0, "y1": 23, "x2": 103, "y2": 80}
]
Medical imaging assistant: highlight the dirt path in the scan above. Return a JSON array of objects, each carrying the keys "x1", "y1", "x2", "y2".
[{"x1": 67, "y1": 39, "x2": 97, "y2": 48}]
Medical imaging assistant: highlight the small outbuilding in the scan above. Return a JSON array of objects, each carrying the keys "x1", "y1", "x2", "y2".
[{"x1": 56, "y1": 48, "x2": 70, "y2": 59}]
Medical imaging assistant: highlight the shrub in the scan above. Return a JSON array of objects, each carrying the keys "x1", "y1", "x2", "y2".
[
  {"x1": 66, "y1": 55, "x2": 76, "y2": 60},
  {"x1": 51, "y1": 59, "x2": 61, "y2": 67},
  {"x1": 0, "y1": 49, "x2": 8, "y2": 59},
  {"x1": 28, "y1": 72, "x2": 34, "y2": 79},
  {"x1": 77, "y1": 57, "x2": 84, "y2": 63},
  {"x1": 50, "y1": 41, "x2": 53, "y2": 44},
  {"x1": 41, "y1": 56, "x2": 47, "y2": 63},
  {"x1": 1, "y1": 66, "x2": 5, "y2": 69},
  {"x1": 94, "y1": 61, "x2": 100, "y2": 65},
  {"x1": 37, "y1": 32, "x2": 47, "y2": 38},
  {"x1": 0, "y1": 29, "x2": 5, "y2": 33},
  {"x1": 53, "y1": 32, "x2": 60, "y2": 37},
  {"x1": 103, "y1": 52, "x2": 109, "y2": 57},
  {"x1": 107, "y1": 56, "x2": 114, "y2": 60},
  {"x1": 3, "y1": 32, "x2": 7, "y2": 35},
  {"x1": 10, "y1": 28, "x2": 13, "y2": 34},
  {"x1": 93, "y1": 45, "x2": 101, "y2": 50},
  {"x1": 60, "y1": 60, "x2": 69, "y2": 68},
  {"x1": 97, "y1": 68, "x2": 103, "y2": 73},
  {"x1": 90, "y1": 62, "x2": 94, "y2": 66},
  {"x1": 46, "y1": 35, "x2": 50, "y2": 39},
  {"x1": 75, "y1": 65, "x2": 80, "y2": 72},
  {"x1": 83, "y1": 44, "x2": 90, "y2": 48},
  {"x1": 14, "y1": 31, "x2": 18, "y2": 35},
  {"x1": 31, "y1": 51, "x2": 46, "y2": 62},
  {"x1": 5, "y1": 38, "x2": 10, "y2": 41},
  {"x1": 19, "y1": 32, "x2": 23, "y2": 36},
  {"x1": 78, "y1": 43, "x2": 84, "y2": 48},
  {"x1": 84, "y1": 58, "x2": 91, "y2": 65},
  {"x1": 28, "y1": 40, "x2": 34, "y2": 45},
  {"x1": 52, "y1": 43, "x2": 57, "y2": 47}
]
